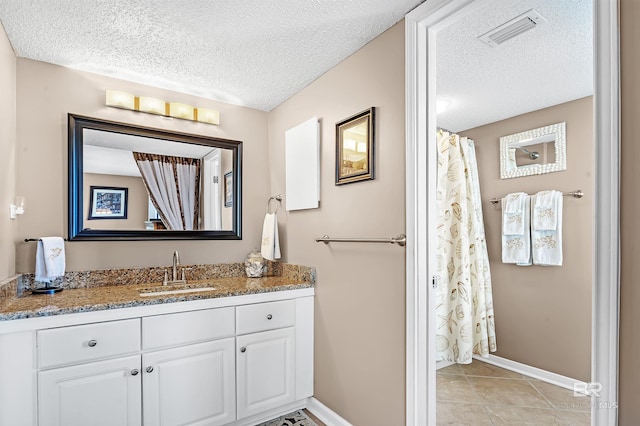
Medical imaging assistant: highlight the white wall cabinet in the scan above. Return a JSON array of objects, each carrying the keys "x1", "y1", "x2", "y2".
[
  {"x1": 1, "y1": 291, "x2": 314, "y2": 426},
  {"x1": 143, "y1": 338, "x2": 236, "y2": 426}
]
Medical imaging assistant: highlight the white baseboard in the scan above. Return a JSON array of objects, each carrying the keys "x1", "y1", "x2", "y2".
[
  {"x1": 306, "y1": 397, "x2": 353, "y2": 426},
  {"x1": 473, "y1": 354, "x2": 587, "y2": 393}
]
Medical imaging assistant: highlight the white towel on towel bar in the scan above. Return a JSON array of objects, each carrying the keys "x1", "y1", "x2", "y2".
[
  {"x1": 532, "y1": 191, "x2": 563, "y2": 266},
  {"x1": 35, "y1": 237, "x2": 66, "y2": 283},
  {"x1": 533, "y1": 190, "x2": 561, "y2": 231},
  {"x1": 261, "y1": 213, "x2": 281, "y2": 261},
  {"x1": 502, "y1": 194, "x2": 531, "y2": 265},
  {"x1": 502, "y1": 192, "x2": 527, "y2": 235}
]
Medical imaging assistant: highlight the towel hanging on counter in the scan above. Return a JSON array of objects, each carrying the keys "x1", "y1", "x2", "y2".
[
  {"x1": 35, "y1": 237, "x2": 66, "y2": 282},
  {"x1": 261, "y1": 213, "x2": 281, "y2": 261},
  {"x1": 532, "y1": 190, "x2": 563, "y2": 266},
  {"x1": 501, "y1": 193, "x2": 531, "y2": 266}
]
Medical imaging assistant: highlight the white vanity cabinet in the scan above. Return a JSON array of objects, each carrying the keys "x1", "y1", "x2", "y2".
[
  {"x1": 0, "y1": 290, "x2": 314, "y2": 426},
  {"x1": 236, "y1": 300, "x2": 297, "y2": 419},
  {"x1": 38, "y1": 355, "x2": 142, "y2": 426},
  {"x1": 141, "y1": 307, "x2": 236, "y2": 426},
  {"x1": 142, "y1": 339, "x2": 236, "y2": 426}
]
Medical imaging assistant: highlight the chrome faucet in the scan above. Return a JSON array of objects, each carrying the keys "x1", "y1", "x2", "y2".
[
  {"x1": 172, "y1": 250, "x2": 180, "y2": 282},
  {"x1": 163, "y1": 250, "x2": 187, "y2": 285}
]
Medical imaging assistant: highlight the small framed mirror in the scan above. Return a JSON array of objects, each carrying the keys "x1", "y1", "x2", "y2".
[
  {"x1": 500, "y1": 122, "x2": 566, "y2": 179},
  {"x1": 335, "y1": 107, "x2": 375, "y2": 185}
]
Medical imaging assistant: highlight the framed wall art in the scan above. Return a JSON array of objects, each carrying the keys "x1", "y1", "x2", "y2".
[
  {"x1": 88, "y1": 186, "x2": 128, "y2": 219},
  {"x1": 336, "y1": 107, "x2": 375, "y2": 185}
]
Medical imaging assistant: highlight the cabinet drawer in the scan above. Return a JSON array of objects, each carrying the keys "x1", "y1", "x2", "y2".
[
  {"x1": 236, "y1": 300, "x2": 295, "y2": 335},
  {"x1": 38, "y1": 319, "x2": 140, "y2": 369},
  {"x1": 142, "y1": 307, "x2": 235, "y2": 350}
]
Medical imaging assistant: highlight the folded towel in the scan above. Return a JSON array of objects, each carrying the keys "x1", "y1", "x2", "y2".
[
  {"x1": 532, "y1": 192, "x2": 563, "y2": 266},
  {"x1": 533, "y1": 190, "x2": 561, "y2": 231},
  {"x1": 35, "y1": 237, "x2": 66, "y2": 283},
  {"x1": 502, "y1": 192, "x2": 527, "y2": 235},
  {"x1": 502, "y1": 195, "x2": 531, "y2": 265},
  {"x1": 261, "y1": 213, "x2": 281, "y2": 261}
]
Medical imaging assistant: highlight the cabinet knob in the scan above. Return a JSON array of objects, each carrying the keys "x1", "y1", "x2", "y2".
[
  {"x1": 267, "y1": 314, "x2": 273, "y2": 320},
  {"x1": 131, "y1": 369, "x2": 139, "y2": 376},
  {"x1": 88, "y1": 340, "x2": 97, "y2": 347},
  {"x1": 240, "y1": 347, "x2": 246, "y2": 353},
  {"x1": 146, "y1": 366, "x2": 154, "y2": 373}
]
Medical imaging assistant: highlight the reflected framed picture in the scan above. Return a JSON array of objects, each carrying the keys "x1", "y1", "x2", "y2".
[
  {"x1": 88, "y1": 186, "x2": 128, "y2": 219},
  {"x1": 336, "y1": 107, "x2": 375, "y2": 185},
  {"x1": 224, "y1": 171, "x2": 233, "y2": 207}
]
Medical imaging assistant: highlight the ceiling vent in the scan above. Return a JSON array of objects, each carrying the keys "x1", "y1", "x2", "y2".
[{"x1": 478, "y1": 9, "x2": 546, "y2": 47}]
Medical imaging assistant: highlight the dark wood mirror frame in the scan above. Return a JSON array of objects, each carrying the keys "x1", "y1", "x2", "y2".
[{"x1": 68, "y1": 113, "x2": 242, "y2": 241}]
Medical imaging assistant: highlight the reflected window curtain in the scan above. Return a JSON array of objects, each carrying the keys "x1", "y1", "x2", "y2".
[
  {"x1": 435, "y1": 131, "x2": 496, "y2": 364},
  {"x1": 133, "y1": 152, "x2": 201, "y2": 230}
]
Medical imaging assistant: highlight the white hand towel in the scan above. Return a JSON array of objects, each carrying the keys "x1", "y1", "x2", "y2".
[
  {"x1": 35, "y1": 237, "x2": 66, "y2": 283},
  {"x1": 502, "y1": 192, "x2": 527, "y2": 235},
  {"x1": 502, "y1": 195, "x2": 531, "y2": 265},
  {"x1": 261, "y1": 213, "x2": 281, "y2": 261},
  {"x1": 532, "y1": 192, "x2": 563, "y2": 266},
  {"x1": 533, "y1": 190, "x2": 561, "y2": 231}
]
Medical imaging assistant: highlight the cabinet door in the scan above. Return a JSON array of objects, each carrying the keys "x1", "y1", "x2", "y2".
[
  {"x1": 236, "y1": 327, "x2": 295, "y2": 419},
  {"x1": 38, "y1": 355, "x2": 141, "y2": 426},
  {"x1": 143, "y1": 338, "x2": 236, "y2": 426}
]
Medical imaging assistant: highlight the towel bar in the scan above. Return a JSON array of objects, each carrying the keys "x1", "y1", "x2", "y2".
[
  {"x1": 490, "y1": 190, "x2": 584, "y2": 205},
  {"x1": 315, "y1": 234, "x2": 406, "y2": 247},
  {"x1": 25, "y1": 238, "x2": 68, "y2": 242}
]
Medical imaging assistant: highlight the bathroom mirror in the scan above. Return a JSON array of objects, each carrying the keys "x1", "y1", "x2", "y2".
[
  {"x1": 499, "y1": 122, "x2": 566, "y2": 179},
  {"x1": 68, "y1": 114, "x2": 242, "y2": 240}
]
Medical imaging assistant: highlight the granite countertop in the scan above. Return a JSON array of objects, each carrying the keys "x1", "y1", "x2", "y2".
[{"x1": 0, "y1": 275, "x2": 313, "y2": 321}]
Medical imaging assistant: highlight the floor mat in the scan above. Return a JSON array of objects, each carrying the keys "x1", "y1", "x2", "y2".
[{"x1": 257, "y1": 409, "x2": 318, "y2": 426}]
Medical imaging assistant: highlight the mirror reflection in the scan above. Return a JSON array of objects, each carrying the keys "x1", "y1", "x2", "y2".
[
  {"x1": 69, "y1": 114, "x2": 242, "y2": 240},
  {"x1": 500, "y1": 122, "x2": 566, "y2": 179}
]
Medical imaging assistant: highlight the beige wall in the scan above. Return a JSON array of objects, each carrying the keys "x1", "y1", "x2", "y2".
[
  {"x1": 0, "y1": 25, "x2": 16, "y2": 281},
  {"x1": 83, "y1": 173, "x2": 148, "y2": 230},
  {"x1": 268, "y1": 22, "x2": 406, "y2": 425},
  {"x1": 14, "y1": 58, "x2": 270, "y2": 273},
  {"x1": 462, "y1": 97, "x2": 593, "y2": 381},
  {"x1": 619, "y1": 0, "x2": 640, "y2": 422}
]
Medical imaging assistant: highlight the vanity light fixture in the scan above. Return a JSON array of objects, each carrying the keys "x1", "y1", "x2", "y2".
[
  {"x1": 138, "y1": 96, "x2": 167, "y2": 115},
  {"x1": 105, "y1": 90, "x2": 220, "y2": 125},
  {"x1": 195, "y1": 108, "x2": 220, "y2": 125},
  {"x1": 105, "y1": 90, "x2": 136, "y2": 110},
  {"x1": 168, "y1": 102, "x2": 194, "y2": 120},
  {"x1": 9, "y1": 196, "x2": 25, "y2": 220}
]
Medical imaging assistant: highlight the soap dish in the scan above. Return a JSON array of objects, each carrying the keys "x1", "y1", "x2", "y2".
[{"x1": 32, "y1": 285, "x2": 64, "y2": 294}]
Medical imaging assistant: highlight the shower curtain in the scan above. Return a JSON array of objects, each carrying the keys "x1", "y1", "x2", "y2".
[
  {"x1": 435, "y1": 131, "x2": 496, "y2": 363},
  {"x1": 133, "y1": 152, "x2": 201, "y2": 230}
]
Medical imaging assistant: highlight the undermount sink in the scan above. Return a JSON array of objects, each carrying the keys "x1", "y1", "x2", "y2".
[{"x1": 139, "y1": 283, "x2": 217, "y2": 297}]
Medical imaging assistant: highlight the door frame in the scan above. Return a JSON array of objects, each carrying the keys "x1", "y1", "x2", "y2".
[{"x1": 404, "y1": 1, "x2": 620, "y2": 424}]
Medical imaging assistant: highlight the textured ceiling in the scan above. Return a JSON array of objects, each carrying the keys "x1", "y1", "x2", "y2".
[
  {"x1": 0, "y1": 0, "x2": 424, "y2": 111},
  {"x1": 436, "y1": 0, "x2": 592, "y2": 132}
]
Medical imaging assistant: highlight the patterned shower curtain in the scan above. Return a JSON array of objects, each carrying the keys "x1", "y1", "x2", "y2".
[{"x1": 435, "y1": 131, "x2": 496, "y2": 363}]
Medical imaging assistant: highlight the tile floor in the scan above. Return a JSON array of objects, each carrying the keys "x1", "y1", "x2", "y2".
[{"x1": 437, "y1": 361, "x2": 591, "y2": 425}]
